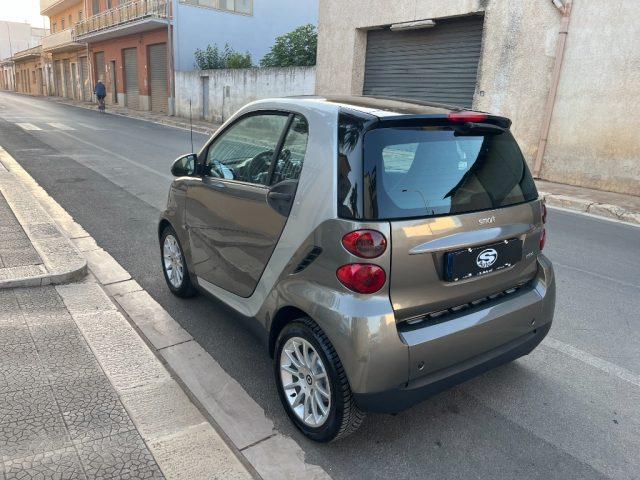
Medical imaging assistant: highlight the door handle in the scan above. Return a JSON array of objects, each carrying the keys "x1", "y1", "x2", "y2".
[
  {"x1": 268, "y1": 192, "x2": 292, "y2": 201},
  {"x1": 267, "y1": 180, "x2": 298, "y2": 216},
  {"x1": 210, "y1": 181, "x2": 226, "y2": 189}
]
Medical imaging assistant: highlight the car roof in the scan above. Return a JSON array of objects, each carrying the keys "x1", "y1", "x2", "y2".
[{"x1": 281, "y1": 94, "x2": 463, "y2": 118}]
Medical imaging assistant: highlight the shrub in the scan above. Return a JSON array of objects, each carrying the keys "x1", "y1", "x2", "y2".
[
  {"x1": 194, "y1": 43, "x2": 252, "y2": 70},
  {"x1": 260, "y1": 24, "x2": 317, "y2": 67}
]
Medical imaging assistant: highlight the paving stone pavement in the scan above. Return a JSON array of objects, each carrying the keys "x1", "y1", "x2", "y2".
[
  {"x1": 0, "y1": 145, "x2": 256, "y2": 480},
  {"x1": 0, "y1": 285, "x2": 164, "y2": 479},
  {"x1": 0, "y1": 193, "x2": 42, "y2": 271}
]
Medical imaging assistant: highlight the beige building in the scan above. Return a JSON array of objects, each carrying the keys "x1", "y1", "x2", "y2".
[
  {"x1": 12, "y1": 46, "x2": 50, "y2": 96},
  {"x1": 0, "y1": 60, "x2": 15, "y2": 91},
  {"x1": 41, "y1": 0, "x2": 91, "y2": 101},
  {"x1": 316, "y1": 0, "x2": 640, "y2": 195}
]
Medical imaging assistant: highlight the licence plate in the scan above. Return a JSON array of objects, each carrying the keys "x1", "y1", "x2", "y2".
[{"x1": 444, "y1": 239, "x2": 522, "y2": 282}]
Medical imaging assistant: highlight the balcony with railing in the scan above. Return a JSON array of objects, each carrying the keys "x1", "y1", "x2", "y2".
[
  {"x1": 41, "y1": 0, "x2": 82, "y2": 16},
  {"x1": 42, "y1": 28, "x2": 85, "y2": 52},
  {"x1": 74, "y1": 0, "x2": 170, "y2": 42}
]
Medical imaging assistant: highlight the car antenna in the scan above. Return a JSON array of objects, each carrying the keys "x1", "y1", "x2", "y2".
[{"x1": 189, "y1": 99, "x2": 194, "y2": 153}]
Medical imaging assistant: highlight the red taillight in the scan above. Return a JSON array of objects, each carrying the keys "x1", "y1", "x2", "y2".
[
  {"x1": 539, "y1": 228, "x2": 546, "y2": 251},
  {"x1": 336, "y1": 264, "x2": 386, "y2": 294},
  {"x1": 541, "y1": 203, "x2": 547, "y2": 224},
  {"x1": 341, "y1": 230, "x2": 387, "y2": 258},
  {"x1": 448, "y1": 111, "x2": 488, "y2": 123}
]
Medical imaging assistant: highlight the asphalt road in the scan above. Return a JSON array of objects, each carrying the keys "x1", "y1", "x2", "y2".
[{"x1": 1, "y1": 92, "x2": 639, "y2": 480}]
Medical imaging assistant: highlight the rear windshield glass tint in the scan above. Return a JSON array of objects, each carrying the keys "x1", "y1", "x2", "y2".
[{"x1": 363, "y1": 126, "x2": 538, "y2": 219}]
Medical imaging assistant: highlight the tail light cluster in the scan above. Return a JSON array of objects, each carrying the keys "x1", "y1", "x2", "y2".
[
  {"x1": 336, "y1": 264, "x2": 386, "y2": 294},
  {"x1": 337, "y1": 230, "x2": 387, "y2": 294},
  {"x1": 341, "y1": 230, "x2": 386, "y2": 258},
  {"x1": 540, "y1": 203, "x2": 547, "y2": 251}
]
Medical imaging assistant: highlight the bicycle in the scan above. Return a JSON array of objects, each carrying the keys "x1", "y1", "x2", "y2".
[{"x1": 97, "y1": 96, "x2": 106, "y2": 113}]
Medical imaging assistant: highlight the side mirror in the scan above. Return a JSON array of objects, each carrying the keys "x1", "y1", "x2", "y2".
[{"x1": 171, "y1": 154, "x2": 197, "y2": 177}]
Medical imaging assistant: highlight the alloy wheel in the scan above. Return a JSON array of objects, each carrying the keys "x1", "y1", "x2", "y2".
[
  {"x1": 279, "y1": 337, "x2": 332, "y2": 427},
  {"x1": 163, "y1": 234, "x2": 184, "y2": 289}
]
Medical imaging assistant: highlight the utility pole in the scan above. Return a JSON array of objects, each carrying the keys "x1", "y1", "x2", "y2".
[
  {"x1": 5, "y1": 22, "x2": 17, "y2": 91},
  {"x1": 167, "y1": 0, "x2": 176, "y2": 116},
  {"x1": 5, "y1": 22, "x2": 14, "y2": 57}
]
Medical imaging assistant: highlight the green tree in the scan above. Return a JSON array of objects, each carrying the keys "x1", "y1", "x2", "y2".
[
  {"x1": 194, "y1": 43, "x2": 252, "y2": 70},
  {"x1": 260, "y1": 24, "x2": 317, "y2": 67}
]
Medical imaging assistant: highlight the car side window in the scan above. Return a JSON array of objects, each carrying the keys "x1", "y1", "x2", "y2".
[
  {"x1": 205, "y1": 113, "x2": 289, "y2": 185},
  {"x1": 271, "y1": 115, "x2": 309, "y2": 185}
]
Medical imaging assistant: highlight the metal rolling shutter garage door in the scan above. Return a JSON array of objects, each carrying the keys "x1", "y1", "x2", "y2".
[
  {"x1": 124, "y1": 48, "x2": 139, "y2": 109},
  {"x1": 363, "y1": 15, "x2": 484, "y2": 108},
  {"x1": 94, "y1": 51, "x2": 105, "y2": 85},
  {"x1": 149, "y1": 43, "x2": 168, "y2": 113},
  {"x1": 54, "y1": 60, "x2": 62, "y2": 97},
  {"x1": 71, "y1": 63, "x2": 78, "y2": 99},
  {"x1": 80, "y1": 56, "x2": 90, "y2": 101},
  {"x1": 63, "y1": 59, "x2": 72, "y2": 98}
]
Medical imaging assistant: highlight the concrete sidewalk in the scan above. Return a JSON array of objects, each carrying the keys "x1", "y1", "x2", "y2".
[
  {"x1": 46, "y1": 94, "x2": 640, "y2": 226},
  {"x1": 538, "y1": 180, "x2": 640, "y2": 225},
  {"x1": 0, "y1": 150, "x2": 253, "y2": 478}
]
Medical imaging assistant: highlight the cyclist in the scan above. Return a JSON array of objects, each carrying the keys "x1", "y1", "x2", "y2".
[{"x1": 94, "y1": 79, "x2": 106, "y2": 112}]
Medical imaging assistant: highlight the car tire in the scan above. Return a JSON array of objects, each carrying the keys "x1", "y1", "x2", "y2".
[
  {"x1": 160, "y1": 225, "x2": 197, "y2": 298},
  {"x1": 274, "y1": 317, "x2": 365, "y2": 442}
]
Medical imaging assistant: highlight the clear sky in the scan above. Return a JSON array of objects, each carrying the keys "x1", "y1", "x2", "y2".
[{"x1": 0, "y1": 0, "x2": 50, "y2": 28}]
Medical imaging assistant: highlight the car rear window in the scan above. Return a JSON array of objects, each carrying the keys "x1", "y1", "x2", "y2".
[{"x1": 363, "y1": 126, "x2": 538, "y2": 219}]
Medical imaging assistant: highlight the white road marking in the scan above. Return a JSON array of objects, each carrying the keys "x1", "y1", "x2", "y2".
[
  {"x1": 543, "y1": 336, "x2": 640, "y2": 388},
  {"x1": 53, "y1": 129, "x2": 173, "y2": 181},
  {"x1": 48, "y1": 122, "x2": 75, "y2": 131},
  {"x1": 16, "y1": 123, "x2": 42, "y2": 131},
  {"x1": 77, "y1": 122, "x2": 105, "y2": 131},
  {"x1": 1, "y1": 116, "x2": 47, "y2": 120}
]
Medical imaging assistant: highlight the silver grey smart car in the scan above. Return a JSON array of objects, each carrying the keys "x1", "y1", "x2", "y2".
[{"x1": 159, "y1": 96, "x2": 555, "y2": 442}]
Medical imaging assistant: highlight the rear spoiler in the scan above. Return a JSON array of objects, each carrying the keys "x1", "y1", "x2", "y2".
[{"x1": 373, "y1": 112, "x2": 512, "y2": 130}]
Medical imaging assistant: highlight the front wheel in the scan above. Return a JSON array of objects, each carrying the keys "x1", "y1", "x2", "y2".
[
  {"x1": 274, "y1": 318, "x2": 365, "y2": 442},
  {"x1": 160, "y1": 226, "x2": 196, "y2": 298}
]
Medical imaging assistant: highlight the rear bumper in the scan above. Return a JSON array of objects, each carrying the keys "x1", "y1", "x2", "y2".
[
  {"x1": 354, "y1": 321, "x2": 551, "y2": 414},
  {"x1": 353, "y1": 254, "x2": 555, "y2": 413}
]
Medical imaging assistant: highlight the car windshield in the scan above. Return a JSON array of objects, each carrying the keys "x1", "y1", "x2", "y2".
[{"x1": 363, "y1": 126, "x2": 538, "y2": 219}]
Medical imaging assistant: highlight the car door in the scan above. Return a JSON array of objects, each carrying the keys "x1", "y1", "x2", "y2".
[{"x1": 186, "y1": 111, "x2": 309, "y2": 297}]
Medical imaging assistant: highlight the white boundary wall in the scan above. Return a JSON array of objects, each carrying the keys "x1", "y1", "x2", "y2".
[{"x1": 176, "y1": 66, "x2": 316, "y2": 124}]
